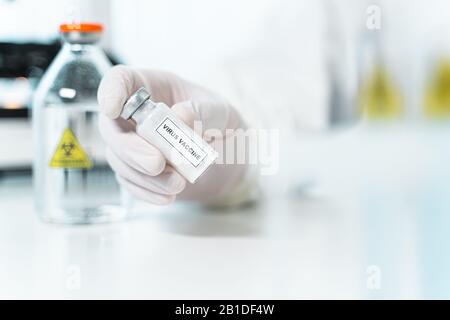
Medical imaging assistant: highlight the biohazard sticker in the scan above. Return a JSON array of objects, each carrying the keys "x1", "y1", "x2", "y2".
[{"x1": 49, "y1": 128, "x2": 92, "y2": 169}]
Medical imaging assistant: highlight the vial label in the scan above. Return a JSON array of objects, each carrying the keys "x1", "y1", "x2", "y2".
[{"x1": 156, "y1": 117, "x2": 207, "y2": 167}]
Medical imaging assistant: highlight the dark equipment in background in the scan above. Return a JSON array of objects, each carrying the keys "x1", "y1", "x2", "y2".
[{"x1": 0, "y1": 41, "x2": 119, "y2": 119}]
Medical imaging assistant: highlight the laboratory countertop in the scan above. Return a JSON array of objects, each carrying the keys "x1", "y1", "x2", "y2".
[
  {"x1": 0, "y1": 174, "x2": 438, "y2": 300},
  {"x1": 1, "y1": 126, "x2": 449, "y2": 299},
  {"x1": 0, "y1": 175, "x2": 359, "y2": 299}
]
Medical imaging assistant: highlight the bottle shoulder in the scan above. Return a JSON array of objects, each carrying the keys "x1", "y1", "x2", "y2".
[{"x1": 33, "y1": 44, "x2": 112, "y2": 107}]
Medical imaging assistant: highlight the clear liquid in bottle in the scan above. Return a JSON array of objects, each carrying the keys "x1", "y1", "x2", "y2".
[{"x1": 33, "y1": 23, "x2": 128, "y2": 224}]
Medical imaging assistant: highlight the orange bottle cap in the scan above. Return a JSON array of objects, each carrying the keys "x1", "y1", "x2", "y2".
[{"x1": 59, "y1": 23, "x2": 103, "y2": 33}]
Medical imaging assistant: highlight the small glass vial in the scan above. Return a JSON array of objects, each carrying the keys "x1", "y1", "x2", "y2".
[
  {"x1": 121, "y1": 88, "x2": 218, "y2": 183},
  {"x1": 33, "y1": 23, "x2": 128, "y2": 224}
]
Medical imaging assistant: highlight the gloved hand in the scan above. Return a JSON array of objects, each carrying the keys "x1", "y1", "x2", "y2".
[{"x1": 97, "y1": 65, "x2": 253, "y2": 206}]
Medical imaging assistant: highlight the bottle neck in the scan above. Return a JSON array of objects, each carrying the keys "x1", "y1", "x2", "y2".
[
  {"x1": 63, "y1": 42, "x2": 99, "y2": 54},
  {"x1": 61, "y1": 32, "x2": 102, "y2": 46}
]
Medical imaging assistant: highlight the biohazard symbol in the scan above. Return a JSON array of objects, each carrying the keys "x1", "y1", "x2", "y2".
[{"x1": 49, "y1": 128, "x2": 92, "y2": 169}]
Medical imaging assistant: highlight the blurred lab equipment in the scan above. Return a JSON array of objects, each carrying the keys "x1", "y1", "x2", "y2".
[
  {"x1": 33, "y1": 23, "x2": 127, "y2": 224},
  {"x1": 0, "y1": 0, "x2": 115, "y2": 172},
  {"x1": 423, "y1": 57, "x2": 450, "y2": 119},
  {"x1": 355, "y1": 0, "x2": 404, "y2": 122},
  {"x1": 411, "y1": 0, "x2": 450, "y2": 121},
  {"x1": 0, "y1": 42, "x2": 60, "y2": 169},
  {"x1": 358, "y1": 62, "x2": 403, "y2": 120},
  {"x1": 322, "y1": 0, "x2": 358, "y2": 127}
]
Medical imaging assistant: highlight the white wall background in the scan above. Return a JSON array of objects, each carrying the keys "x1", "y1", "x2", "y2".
[
  {"x1": 109, "y1": 0, "x2": 329, "y2": 130},
  {"x1": 0, "y1": 0, "x2": 330, "y2": 129},
  {"x1": 3, "y1": 0, "x2": 450, "y2": 129},
  {"x1": 0, "y1": 0, "x2": 111, "y2": 46}
]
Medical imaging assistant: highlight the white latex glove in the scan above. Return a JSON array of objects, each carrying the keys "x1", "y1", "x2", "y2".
[{"x1": 97, "y1": 65, "x2": 254, "y2": 206}]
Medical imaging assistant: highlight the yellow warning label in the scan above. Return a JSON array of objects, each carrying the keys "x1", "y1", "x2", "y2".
[
  {"x1": 49, "y1": 128, "x2": 92, "y2": 169},
  {"x1": 424, "y1": 58, "x2": 450, "y2": 119},
  {"x1": 358, "y1": 64, "x2": 403, "y2": 120}
]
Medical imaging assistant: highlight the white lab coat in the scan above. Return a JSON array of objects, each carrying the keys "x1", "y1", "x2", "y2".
[{"x1": 110, "y1": 0, "x2": 330, "y2": 131}]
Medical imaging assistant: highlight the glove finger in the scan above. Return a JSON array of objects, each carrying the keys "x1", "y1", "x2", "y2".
[
  {"x1": 170, "y1": 101, "x2": 196, "y2": 128},
  {"x1": 99, "y1": 114, "x2": 166, "y2": 176},
  {"x1": 115, "y1": 174, "x2": 176, "y2": 205},
  {"x1": 106, "y1": 148, "x2": 186, "y2": 196},
  {"x1": 98, "y1": 65, "x2": 147, "y2": 119},
  {"x1": 98, "y1": 65, "x2": 179, "y2": 119}
]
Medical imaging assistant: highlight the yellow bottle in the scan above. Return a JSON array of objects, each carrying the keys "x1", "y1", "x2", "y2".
[
  {"x1": 358, "y1": 64, "x2": 403, "y2": 120},
  {"x1": 423, "y1": 57, "x2": 450, "y2": 119}
]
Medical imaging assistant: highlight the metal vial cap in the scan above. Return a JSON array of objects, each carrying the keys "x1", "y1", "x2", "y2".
[{"x1": 120, "y1": 87, "x2": 151, "y2": 120}]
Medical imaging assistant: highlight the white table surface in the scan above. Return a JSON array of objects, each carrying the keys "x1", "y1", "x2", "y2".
[{"x1": 0, "y1": 126, "x2": 449, "y2": 299}]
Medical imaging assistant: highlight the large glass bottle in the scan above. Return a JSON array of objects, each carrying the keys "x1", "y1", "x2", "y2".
[{"x1": 33, "y1": 23, "x2": 127, "y2": 223}]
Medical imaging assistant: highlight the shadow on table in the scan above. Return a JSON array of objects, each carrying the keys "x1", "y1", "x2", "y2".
[{"x1": 137, "y1": 200, "x2": 267, "y2": 238}]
